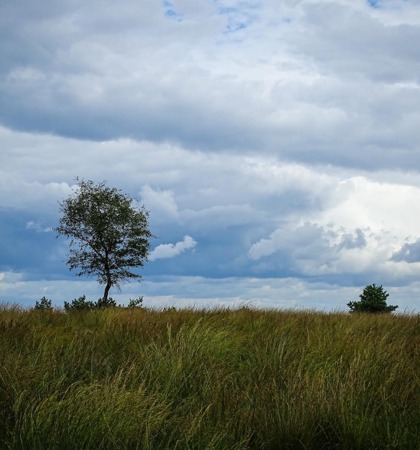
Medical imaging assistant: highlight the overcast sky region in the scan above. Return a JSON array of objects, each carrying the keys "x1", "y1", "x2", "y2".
[{"x1": 1, "y1": 0, "x2": 420, "y2": 311}]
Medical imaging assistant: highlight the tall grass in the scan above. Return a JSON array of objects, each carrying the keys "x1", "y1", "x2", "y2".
[{"x1": 0, "y1": 304, "x2": 418, "y2": 449}]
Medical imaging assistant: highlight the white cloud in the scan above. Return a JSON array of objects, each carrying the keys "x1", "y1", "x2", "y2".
[
  {"x1": 247, "y1": 173, "x2": 420, "y2": 283},
  {"x1": 149, "y1": 235, "x2": 197, "y2": 261},
  {"x1": 26, "y1": 221, "x2": 53, "y2": 233},
  {"x1": 0, "y1": 177, "x2": 72, "y2": 212},
  {"x1": 139, "y1": 185, "x2": 180, "y2": 223},
  {"x1": 317, "y1": 176, "x2": 420, "y2": 236}
]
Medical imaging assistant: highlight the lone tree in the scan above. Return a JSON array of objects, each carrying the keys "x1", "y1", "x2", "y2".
[
  {"x1": 347, "y1": 284, "x2": 398, "y2": 314},
  {"x1": 56, "y1": 179, "x2": 152, "y2": 304}
]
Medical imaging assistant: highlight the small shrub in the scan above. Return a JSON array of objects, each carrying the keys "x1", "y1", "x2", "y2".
[
  {"x1": 64, "y1": 295, "x2": 96, "y2": 311},
  {"x1": 96, "y1": 297, "x2": 117, "y2": 308},
  {"x1": 127, "y1": 296, "x2": 144, "y2": 308},
  {"x1": 347, "y1": 284, "x2": 398, "y2": 314},
  {"x1": 34, "y1": 296, "x2": 53, "y2": 311},
  {"x1": 64, "y1": 296, "x2": 121, "y2": 311}
]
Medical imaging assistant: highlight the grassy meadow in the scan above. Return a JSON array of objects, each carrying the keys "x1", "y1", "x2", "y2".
[{"x1": 0, "y1": 304, "x2": 418, "y2": 449}]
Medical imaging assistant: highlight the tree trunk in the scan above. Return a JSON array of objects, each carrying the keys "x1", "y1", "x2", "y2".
[
  {"x1": 103, "y1": 281, "x2": 112, "y2": 304},
  {"x1": 103, "y1": 254, "x2": 112, "y2": 305}
]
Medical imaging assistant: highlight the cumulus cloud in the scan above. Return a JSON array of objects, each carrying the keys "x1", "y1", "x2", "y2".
[
  {"x1": 149, "y1": 235, "x2": 197, "y2": 261},
  {"x1": 247, "y1": 220, "x2": 416, "y2": 284},
  {"x1": 338, "y1": 228, "x2": 367, "y2": 251},
  {"x1": 392, "y1": 239, "x2": 420, "y2": 263},
  {"x1": 140, "y1": 185, "x2": 180, "y2": 222},
  {"x1": 247, "y1": 172, "x2": 420, "y2": 284}
]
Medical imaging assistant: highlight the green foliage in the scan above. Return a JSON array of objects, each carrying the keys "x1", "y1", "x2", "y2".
[
  {"x1": 56, "y1": 178, "x2": 152, "y2": 304},
  {"x1": 127, "y1": 296, "x2": 143, "y2": 308},
  {"x1": 64, "y1": 295, "x2": 117, "y2": 311},
  {"x1": 64, "y1": 295, "x2": 96, "y2": 311},
  {"x1": 34, "y1": 296, "x2": 53, "y2": 311},
  {"x1": 95, "y1": 297, "x2": 118, "y2": 309},
  {"x1": 347, "y1": 284, "x2": 398, "y2": 314},
  {"x1": 63, "y1": 295, "x2": 142, "y2": 311},
  {"x1": 0, "y1": 306, "x2": 418, "y2": 449}
]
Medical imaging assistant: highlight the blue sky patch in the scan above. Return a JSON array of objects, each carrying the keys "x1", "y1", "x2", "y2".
[
  {"x1": 214, "y1": 1, "x2": 261, "y2": 34},
  {"x1": 163, "y1": 0, "x2": 183, "y2": 21}
]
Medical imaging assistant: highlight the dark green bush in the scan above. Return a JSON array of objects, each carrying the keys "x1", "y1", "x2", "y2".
[
  {"x1": 127, "y1": 296, "x2": 143, "y2": 308},
  {"x1": 64, "y1": 295, "x2": 97, "y2": 311},
  {"x1": 62, "y1": 295, "x2": 141, "y2": 311},
  {"x1": 34, "y1": 296, "x2": 53, "y2": 311},
  {"x1": 347, "y1": 284, "x2": 398, "y2": 314},
  {"x1": 95, "y1": 297, "x2": 117, "y2": 308}
]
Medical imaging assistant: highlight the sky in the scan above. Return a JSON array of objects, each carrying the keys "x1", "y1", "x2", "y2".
[{"x1": 1, "y1": 0, "x2": 420, "y2": 312}]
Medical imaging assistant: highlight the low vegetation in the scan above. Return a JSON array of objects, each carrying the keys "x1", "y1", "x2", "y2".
[{"x1": 0, "y1": 304, "x2": 418, "y2": 449}]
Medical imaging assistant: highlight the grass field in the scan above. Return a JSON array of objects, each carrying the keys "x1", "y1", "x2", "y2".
[{"x1": 0, "y1": 304, "x2": 418, "y2": 449}]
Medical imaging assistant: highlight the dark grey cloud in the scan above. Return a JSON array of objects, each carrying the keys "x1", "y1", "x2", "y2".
[
  {"x1": 338, "y1": 228, "x2": 367, "y2": 251},
  {"x1": 392, "y1": 239, "x2": 420, "y2": 263},
  {"x1": 293, "y1": 1, "x2": 420, "y2": 82}
]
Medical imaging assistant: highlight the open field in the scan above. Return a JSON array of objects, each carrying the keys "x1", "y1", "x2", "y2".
[{"x1": 0, "y1": 304, "x2": 419, "y2": 449}]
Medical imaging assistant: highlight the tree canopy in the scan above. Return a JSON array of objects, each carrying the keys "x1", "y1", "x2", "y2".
[
  {"x1": 56, "y1": 179, "x2": 152, "y2": 303},
  {"x1": 347, "y1": 284, "x2": 398, "y2": 314}
]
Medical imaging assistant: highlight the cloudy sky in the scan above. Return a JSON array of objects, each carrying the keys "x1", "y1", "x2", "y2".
[{"x1": 1, "y1": 0, "x2": 420, "y2": 311}]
